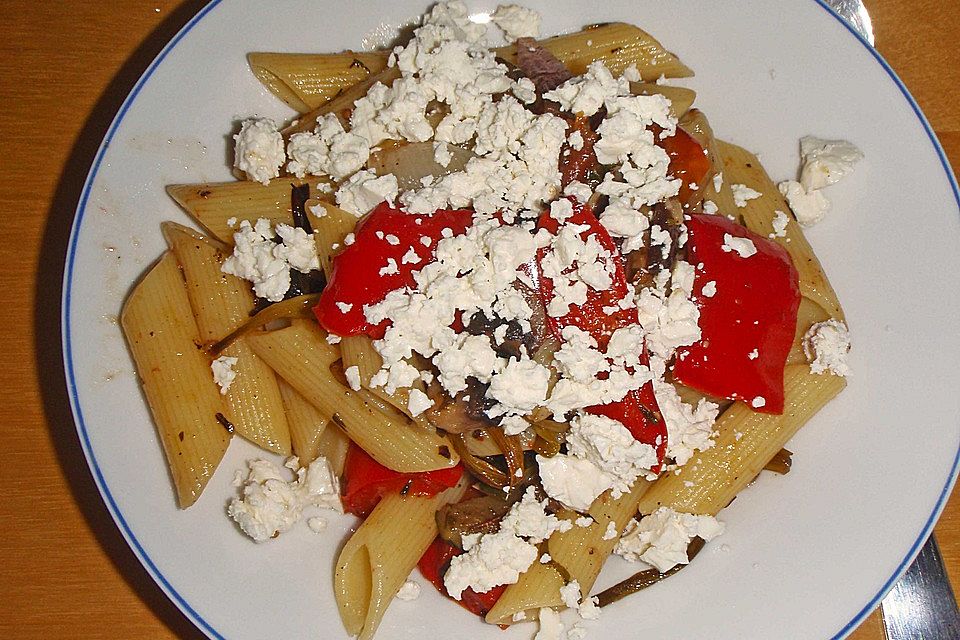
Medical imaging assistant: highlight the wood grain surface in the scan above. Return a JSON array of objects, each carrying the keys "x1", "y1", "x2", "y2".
[{"x1": 0, "y1": 1, "x2": 956, "y2": 638}]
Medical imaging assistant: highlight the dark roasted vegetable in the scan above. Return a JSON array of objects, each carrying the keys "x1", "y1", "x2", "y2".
[{"x1": 595, "y1": 537, "x2": 706, "y2": 607}]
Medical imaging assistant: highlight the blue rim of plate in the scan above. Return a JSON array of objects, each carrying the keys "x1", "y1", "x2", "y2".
[{"x1": 60, "y1": 1, "x2": 960, "y2": 639}]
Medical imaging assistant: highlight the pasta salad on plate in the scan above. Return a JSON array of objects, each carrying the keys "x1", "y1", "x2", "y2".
[{"x1": 119, "y1": 2, "x2": 863, "y2": 638}]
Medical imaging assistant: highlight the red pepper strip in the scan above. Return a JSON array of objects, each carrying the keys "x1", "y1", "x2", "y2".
[
  {"x1": 559, "y1": 113, "x2": 600, "y2": 187},
  {"x1": 655, "y1": 125, "x2": 712, "y2": 205},
  {"x1": 340, "y1": 444, "x2": 464, "y2": 518},
  {"x1": 313, "y1": 203, "x2": 473, "y2": 338},
  {"x1": 672, "y1": 214, "x2": 801, "y2": 414},
  {"x1": 587, "y1": 377, "x2": 667, "y2": 472},
  {"x1": 418, "y1": 537, "x2": 507, "y2": 618},
  {"x1": 536, "y1": 200, "x2": 666, "y2": 468},
  {"x1": 536, "y1": 199, "x2": 636, "y2": 350}
]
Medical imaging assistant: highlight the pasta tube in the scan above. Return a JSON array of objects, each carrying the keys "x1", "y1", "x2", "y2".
[
  {"x1": 485, "y1": 481, "x2": 650, "y2": 625},
  {"x1": 245, "y1": 321, "x2": 459, "y2": 472},
  {"x1": 637, "y1": 364, "x2": 847, "y2": 516},
  {"x1": 120, "y1": 252, "x2": 231, "y2": 507},
  {"x1": 163, "y1": 222, "x2": 292, "y2": 454},
  {"x1": 248, "y1": 51, "x2": 389, "y2": 113},
  {"x1": 335, "y1": 482, "x2": 467, "y2": 639},
  {"x1": 268, "y1": 23, "x2": 691, "y2": 121},
  {"x1": 166, "y1": 178, "x2": 331, "y2": 245},
  {"x1": 277, "y1": 378, "x2": 333, "y2": 465}
]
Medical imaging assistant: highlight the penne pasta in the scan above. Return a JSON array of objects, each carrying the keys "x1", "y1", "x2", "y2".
[
  {"x1": 121, "y1": 252, "x2": 231, "y2": 508},
  {"x1": 259, "y1": 24, "x2": 692, "y2": 117},
  {"x1": 499, "y1": 22, "x2": 692, "y2": 79},
  {"x1": 485, "y1": 481, "x2": 650, "y2": 625},
  {"x1": 335, "y1": 482, "x2": 467, "y2": 640},
  {"x1": 248, "y1": 51, "x2": 389, "y2": 113},
  {"x1": 163, "y1": 222, "x2": 292, "y2": 455},
  {"x1": 284, "y1": 66, "x2": 402, "y2": 136},
  {"x1": 277, "y1": 378, "x2": 333, "y2": 465},
  {"x1": 166, "y1": 178, "x2": 331, "y2": 244},
  {"x1": 245, "y1": 321, "x2": 459, "y2": 472},
  {"x1": 309, "y1": 200, "x2": 359, "y2": 278},
  {"x1": 340, "y1": 335, "x2": 433, "y2": 425},
  {"x1": 316, "y1": 419, "x2": 352, "y2": 476},
  {"x1": 714, "y1": 140, "x2": 846, "y2": 321},
  {"x1": 637, "y1": 364, "x2": 847, "y2": 516}
]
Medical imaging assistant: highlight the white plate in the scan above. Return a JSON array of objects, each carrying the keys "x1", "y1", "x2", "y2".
[{"x1": 63, "y1": 1, "x2": 960, "y2": 638}]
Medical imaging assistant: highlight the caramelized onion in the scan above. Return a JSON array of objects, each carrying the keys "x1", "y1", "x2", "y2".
[
  {"x1": 368, "y1": 141, "x2": 474, "y2": 191},
  {"x1": 450, "y1": 432, "x2": 510, "y2": 489},
  {"x1": 209, "y1": 293, "x2": 320, "y2": 355},
  {"x1": 763, "y1": 448, "x2": 793, "y2": 475},
  {"x1": 595, "y1": 537, "x2": 706, "y2": 607}
]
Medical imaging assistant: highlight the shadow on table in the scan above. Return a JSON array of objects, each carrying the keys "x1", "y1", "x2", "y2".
[{"x1": 36, "y1": 2, "x2": 213, "y2": 638}]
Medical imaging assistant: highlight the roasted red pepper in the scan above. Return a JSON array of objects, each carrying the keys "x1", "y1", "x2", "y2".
[
  {"x1": 536, "y1": 199, "x2": 637, "y2": 349},
  {"x1": 313, "y1": 203, "x2": 473, "y2": 338},
  {"x1": 536, "y1": 199, "x2": 667, "y2": 467},
  {"x1": 656, "y1": 125, "x2": 712, "y2": 205},
  {"x1": 341, "y1": 444, "x2": 464, "y2": 518},
  {"x1": 672, "y1": 214, "x2": 801, "y2": 414},
  {"x1": 587, "y1": 372, "x2": 667, "y2": 469},
  {"x1": 418, "y1": 537, "x2": 506, "y2": 617}
]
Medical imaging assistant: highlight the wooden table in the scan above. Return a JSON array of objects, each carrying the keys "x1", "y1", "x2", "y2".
[{"x1": 0, "y1": 1, "x2": 956, "y2": 638}]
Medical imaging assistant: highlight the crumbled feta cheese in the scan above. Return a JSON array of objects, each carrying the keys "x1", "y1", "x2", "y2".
[
  {"x1": 433, "y1": 141, "x2": 453, "y2": 168},
  {"x1": 653, "y1": 380, "x2": 718, "y2": 467},
  {"x1": 336, "y1": 170, "x2": 399, "y2": 217},
  {"x1": 227, "y1": 456, "x2": 341, "y2": 543},
  {"x1": 778, "y1": 180, "x2": 830, "y2": 227},
  {"x1": 488, "y1": 356, "x2": 551, "y2": 417},
  {"x1": 770, "y1": 210, "x2": 790, "y2": 238},
  {"x1": 602, "y1": 521, "x2": 618, "y2": 540},
  {"x1": 635, "y1": 260, "x2": 701, "y2": 360},
  {"x1": 396, "y1": 580, "x2": 421, "y2": 601},
  {"x1": 748, "y1": 348, "x2": 759, "y2": 360},
  {"x1": 211, "y1": 355, "x2": 238, "y2": 395},
  {"x1": 614, "y1": 507, "x2": 724, "y2": 572},
  {"x1": 535, "y1": 607, "x2": 563, "y2": 640},
  {"x1": 221, "y1": 218, "x2": 319, "y2": 302},
  {"x1": 721, "y1": 233, "x2": 757, "y2": 258},
  {"x1": 560, "y1": 579, "x2": 600, "y2": 620},
  {"x1": 233, "y1": 118, "x2": 284, "y2": 185},
  {"x1": 751, "y1": 396, "x2": 766, "y2": 409},
  {"x1": 336, "y1": 302, "x2": 353, "y2": 313},
  {"x1": 799, "y1": 136, "x2": 863, "y2": 191},
  {"x1": 575, "y1": 516, "x2": 594, "y2": 528},
  {"x1": 731, "y1": 183, "x2": 762, "y2": 208},
  {"x1": 712, "y1": 172, "x2": 723, "y2": 192},
  {"x1": 406, "y1": 388, "x2": 434, "y2": 416},
  {"x1": 540, "y1": 553, "x2": 552, "y2": 564},
  {"x1": 803, "y1": 319, "x2": 852, "y2": 376},
  {"x1": 544, "y1": 61, "x2": 630, "y2": 117},
  {"x1": 344, "y1": 365, "x2": 362, "y2": 391},
  {"x1": 444, "y1": 485, "x2": 568, "y2": 599},
  {"x1": 702, "y1": 199, "x2": 718, "y2": 215},
  {"x1": 491, "y1": 4, "x2": 541, "y2": 40},
  {"x1": 700, "y1": 280, "x2": 717, "y2": 298},
  {"x1": 537, "y1": 453, "x2": 612, "y2": 512}
]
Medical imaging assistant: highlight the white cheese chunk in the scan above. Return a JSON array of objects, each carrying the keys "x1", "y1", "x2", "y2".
[
  {"x1": 211, "y1": 355, "x2": 238, "y2": 395},
  {"x1": 614, "y1": 507, "x2": 724, "y2": 572},
  {"x1": 803, "y1": 319, "x2": 852, "y2": 377},
  {"x1": 233, "y1": 117, "x2": 284, "y2": 185},
  {"x1": 227, "y1": 456, "x2": 341, "y2": 543}
]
